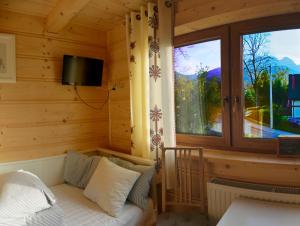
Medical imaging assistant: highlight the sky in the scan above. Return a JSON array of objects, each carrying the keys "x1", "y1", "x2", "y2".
[
  {"x1": 174, "y1": 28, "x2": 300, "y2": 75},
  {"x1": 267, "y1": 29, "x2": 300, "y2": 65},
  {"x1": 174, "y1": 40, "x2": 220, "y2": 75}
]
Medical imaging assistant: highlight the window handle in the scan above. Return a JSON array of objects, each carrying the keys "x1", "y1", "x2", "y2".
[
  {"x1": 233, "y1": 96, "x2": 240, "y2": 113},
  {"x1": 223, "y1": 96, "x2": 229, "y2": 107}
]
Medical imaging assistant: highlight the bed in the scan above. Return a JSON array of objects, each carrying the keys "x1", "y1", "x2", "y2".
[
  {"x1": 217, "y1": 197, "x2": 300, "y2": 226},
  {"x1": 51, "y1": 183, "x2": 154, "y2": 226},
  {"x1": 0, "y1": 148, "x2": 157, "y2": 226}
]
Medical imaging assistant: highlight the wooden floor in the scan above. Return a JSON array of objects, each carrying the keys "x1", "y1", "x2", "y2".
[{"x1": 157, "y1": 212, "x2": 208, "y2": 226}]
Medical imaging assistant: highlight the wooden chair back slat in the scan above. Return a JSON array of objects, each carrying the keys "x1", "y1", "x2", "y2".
[
  {"x1": 162, "y1": 147, "x2": 204, "y2": 212},
  {"x1": 199, "y1": 149, "x2": 203, "y2": 204},
  {"x1": 174, "y1": 149, "x2": 178, "y2": 203},
  {"x1": 187, "y1": 150, "x2": 192, "y2": 204}
]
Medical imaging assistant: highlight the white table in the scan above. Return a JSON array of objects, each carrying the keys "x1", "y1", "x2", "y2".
[{"x1": 217, "y1": 198, "x2": 300, "y2": 226}]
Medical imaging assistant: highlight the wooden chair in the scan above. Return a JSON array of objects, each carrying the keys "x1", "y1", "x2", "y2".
[{"x1": 161, "y1": 147, "x2": 204, "y2": 212}]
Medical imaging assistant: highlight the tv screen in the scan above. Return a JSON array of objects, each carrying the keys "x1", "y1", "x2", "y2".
[{"x1": 62, "y1": 55, "x2": 103, "y2": 86}]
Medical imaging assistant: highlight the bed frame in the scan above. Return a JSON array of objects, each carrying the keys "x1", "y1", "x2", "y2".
[{"x1": 0, "y1": 147, "x2": 157, "y2": 225}]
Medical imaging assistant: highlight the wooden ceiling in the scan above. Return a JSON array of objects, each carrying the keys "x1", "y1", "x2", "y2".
[{"x1": 0, "y1": 0, "x2": 147, "y2": 32}]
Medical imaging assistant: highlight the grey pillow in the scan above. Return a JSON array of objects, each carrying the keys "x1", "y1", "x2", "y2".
[
  {"x1": 108, "y1": 157, "x2": 155, "y2": 209},
  {"x1": 64, "y1": 151, "x2": 101, "y2": 188}
]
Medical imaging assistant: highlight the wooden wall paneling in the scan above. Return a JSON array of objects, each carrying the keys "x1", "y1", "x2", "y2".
[
  {"x1": 1, "y1": 121, "x2": 107, "y2": 148},
  {"x1": 70, "y1": 0, "x2": 133, "y2": 32},
  {"x1": 175, "y1": 0, "x2": 300, "y2": 35},
  {"x1": 0, "y1": 9, "x2": 45, "y2": 34},
  {"x1": 46, "y1": 0, "x2": 92, "y2": 33},
  {"x1": 109, "y1": 100, "x2": 130, "y2": 120},
  {"x1": 0, "y1": 10, "x2": 107, "y2": 47},
  {"x1": 0, "y1": 82, "x2": 107, "y2": 102},
  {"x1": 16, "y1": 35, "x2": 106, "y2": 59},
  {"x1": 60, "y1": 23, "x2": 107, "y2": 47},
  {"x1": 107, "y1": 24, "x2": 131, "y2": 153},
  {"x1": 109, "y1": 61, "x2": 130, "y2": 80},
  {"x1": 69, "y1": 0, "x2": 145, "y2": 31},
  {"x1": 16, "y1": 57, "x2": 61, "y2": 82},
  {"x1": 109, "y1": 79, "x2": 130, "y2": 100},
  {"x1": 0, "y1": 10, "x2": 109, "y2": 162},
  {"x1": 0, "y1": 103, "x2": 107, "y2": 126},
  {"x1": 0, "y1": 0, "x2": 145, "y2": 33},
  {"x1": 74, "y1": 2, "x2": 124, "y2": 22},
  {"x1": 109, "y1": 119, "x2": 131, "y2": 151},
  {"x1": 95, "y1": 0, "x2": 146, "y2": 11},
  {"x1": 176, "y1": 0, "x2": 282, "y2": 26},
  {"x1": 71, "y1": 13, "x2": 120, "y2": 33},
  {"x1": 108, "y1": 42, "x2": 128, "y2": 63},
  {"x1": 89, "y1": 0, "x2": 133, "y2": 15},
  {"x1": 0, "y1": 138, "x2": 105, "y2": 163},
  {"x1": 0, "y1": 0, "x2": 57, "y2": 17}
]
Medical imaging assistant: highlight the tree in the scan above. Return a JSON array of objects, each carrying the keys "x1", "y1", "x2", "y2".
[
  {"x1": 243, "y1": 33, "x2": 272, "y2": 105},
  {"x1": 197, "y1": 65, "x2": 222, "y2": 136}
]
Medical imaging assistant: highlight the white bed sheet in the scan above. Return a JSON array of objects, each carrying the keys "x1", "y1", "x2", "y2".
[
  {"x1": 51, "y1": 184, "x2": 144, "y2": 226},
  {"x1": 217, "y1": 198, "x2": 300, "y2": 226}
]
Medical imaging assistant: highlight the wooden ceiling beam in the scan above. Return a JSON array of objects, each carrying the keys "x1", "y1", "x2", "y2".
[{"x1": 46, "y1": 0, "x2": 91, "y2": 33}]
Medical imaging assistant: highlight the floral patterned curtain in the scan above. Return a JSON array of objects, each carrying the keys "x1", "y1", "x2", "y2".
[{"x1": 126, "y1": 0, "x2": 175, "y2": 164}]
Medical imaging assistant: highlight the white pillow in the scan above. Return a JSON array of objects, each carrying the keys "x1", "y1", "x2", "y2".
[
  {"x1": 0, "y1": 170, "x2": 54, "y2": 225},
  {"x1": 83, "y1": 157, "x2": 140, "y2": 217}
]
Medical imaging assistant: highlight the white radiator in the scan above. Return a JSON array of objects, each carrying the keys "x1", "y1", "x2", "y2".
[{"x1": 207, "y1": 179, "x2": 300, "y2": 225}]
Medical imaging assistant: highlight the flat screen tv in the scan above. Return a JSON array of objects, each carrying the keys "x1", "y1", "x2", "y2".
[{"x1": 62, "y1": 55, "x2": 103, "y2": 86}]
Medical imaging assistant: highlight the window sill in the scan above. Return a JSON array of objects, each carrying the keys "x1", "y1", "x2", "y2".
[{"x1": 203, "y1": 148, "x2": 300, "y2": 166}]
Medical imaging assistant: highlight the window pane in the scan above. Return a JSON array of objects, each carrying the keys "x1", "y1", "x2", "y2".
[
  {"x1": 243, "y1": 29, "x2": 300, "y2": 138},
  {"x1": 174, "y1": 40, "x2": 222, "y2": 136}
]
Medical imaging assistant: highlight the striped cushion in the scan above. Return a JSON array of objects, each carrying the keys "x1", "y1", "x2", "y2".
[
  {"x1": 109, "y1": 157, "x2": 155, "y2": 209},
  {"x1": 64, "y1": 151, "x2": 101, "y2": 188}
]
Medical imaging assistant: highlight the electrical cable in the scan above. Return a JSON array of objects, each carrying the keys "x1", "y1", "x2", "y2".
[{"x1": 74, "y1": 85, "x2": 109, "y2": 111}]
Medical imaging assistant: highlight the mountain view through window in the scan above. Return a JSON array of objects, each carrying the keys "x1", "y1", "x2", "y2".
[
  {"x1": 174, "y1": 40, "x2": 222, "y2": 136},
  {"x1": 243, "y1": 29, "x2": 300, "y2": 138}
]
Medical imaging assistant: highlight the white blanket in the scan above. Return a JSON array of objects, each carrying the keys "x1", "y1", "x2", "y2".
[{"x1": 51, "y1": 184, "x2": 145, "y2": 226}]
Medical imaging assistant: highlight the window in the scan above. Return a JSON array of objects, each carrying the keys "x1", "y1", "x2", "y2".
[
  {"x1": 175, "y1": 13, "x2": 300, "y2": 153},
  {"x1": 175, "y1": 40, "x2": 222, "y2": 136},
  {"x1": 174, "y1": 27, "x2": 230, "y2": 148},
  {"x1": 242, "y1": 29, "x2": 300, "y2": 138}
]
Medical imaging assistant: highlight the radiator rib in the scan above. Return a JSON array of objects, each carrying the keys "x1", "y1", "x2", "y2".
[{"x1": 208, "y1": 178, "x2": 300, "y2": 225}]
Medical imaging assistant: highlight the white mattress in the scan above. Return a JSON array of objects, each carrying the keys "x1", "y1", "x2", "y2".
[
  {"x1": 51, "y1": 184, "x2": 145, "y2": 226},
  {"x1": 217, "y1": 198, "x2": 300, "y2": 226}
]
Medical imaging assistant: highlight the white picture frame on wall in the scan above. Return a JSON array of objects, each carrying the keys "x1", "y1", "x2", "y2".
[{"x1": 0, "y1": 33, "x2": 16, "y2": 83}]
